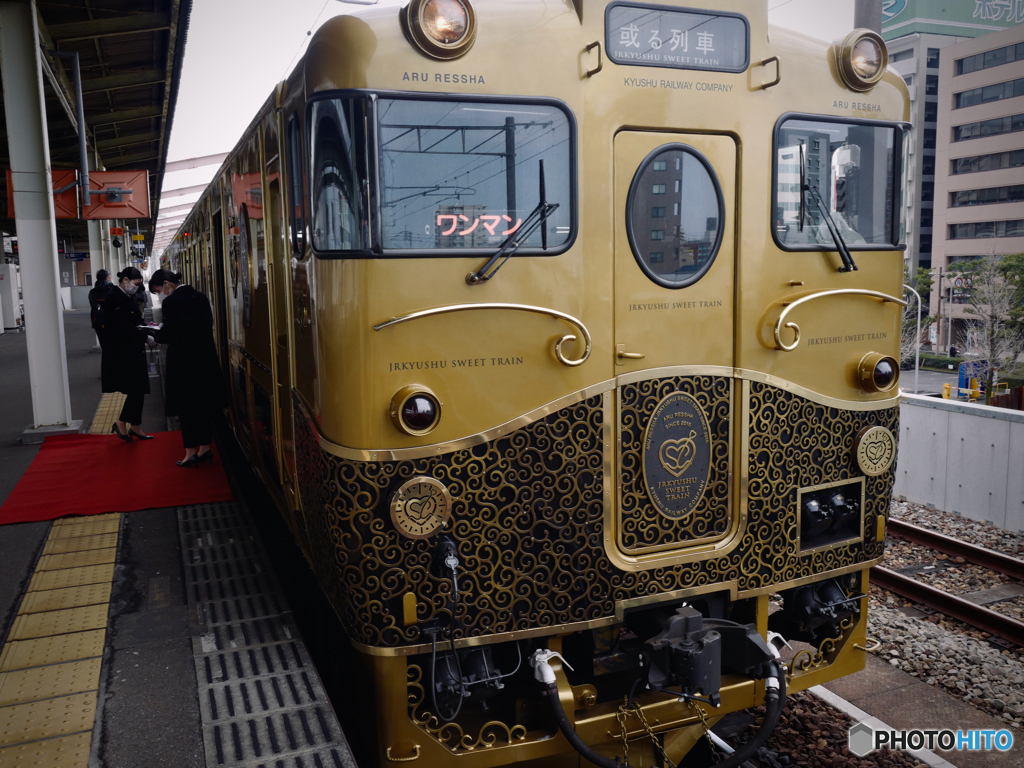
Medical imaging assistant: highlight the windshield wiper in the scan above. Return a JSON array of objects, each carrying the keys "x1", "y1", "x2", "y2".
[
  {"x1": 806, "y1": 184, "x2": 858, "y2": 272},
  {"x1": 797, "y1": 141, "x2": 856, "y2": 273},
  {"x1": 466, "y1": 160, "x2": 559, "y2": 286}
]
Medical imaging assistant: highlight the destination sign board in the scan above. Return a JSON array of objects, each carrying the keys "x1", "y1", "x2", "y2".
[{"x1": 605, "y1": 2, "x2": 749, "y2": 74}]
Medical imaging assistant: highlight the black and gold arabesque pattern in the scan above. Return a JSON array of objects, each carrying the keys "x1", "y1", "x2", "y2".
[
  {"x1": 620, "y1": 376, "x2": 732, "y2": 553},
  {"x1": 293, "y1": 379, "x2": 897, "y2": 650}
]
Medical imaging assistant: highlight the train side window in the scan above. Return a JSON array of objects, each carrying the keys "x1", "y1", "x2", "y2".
[
  {"x1": 286, "y1": 115, "x2": 306, "y2": 255},
  {"x1": 625, "y1": 144, "x2": 724, "y2": 290},
  {"x1": 772, "y1": 114, "x2": 907, "y2": 251}
]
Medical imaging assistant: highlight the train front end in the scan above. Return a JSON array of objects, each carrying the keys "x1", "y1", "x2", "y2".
[{"x1": 279, "y1": 1, "x2": 910, "y2": 765}]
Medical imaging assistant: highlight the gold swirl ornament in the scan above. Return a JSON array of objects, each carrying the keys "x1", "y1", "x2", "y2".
[
  {"x1": 772, "y1": 289, "x2": 907, "y2": 352},
  {"x1": 374, "y1": 303, "x2": 592, "y2": 367}
]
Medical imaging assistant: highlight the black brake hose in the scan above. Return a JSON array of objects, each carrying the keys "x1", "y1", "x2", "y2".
[
  {"x1": 541, "y1": 662, "x2": 787, "y2": 768},
  {"x1": 708, "y1": 661, "x2": 787, "y2": 768},
  {"x1": 542, "y1": 683, "x2": 626, "y2": 768}
]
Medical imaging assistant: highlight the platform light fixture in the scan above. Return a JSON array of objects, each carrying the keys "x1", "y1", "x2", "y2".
[
  {"x1": 836, "y1": 29, "x2": 887, "y2": 92},
  {"x1": 403, "y1": 0, "x2": 477, "y2": 60}
]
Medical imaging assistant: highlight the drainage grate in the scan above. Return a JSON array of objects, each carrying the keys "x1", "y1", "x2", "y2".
[{"x1": 178, "y1": 502, "x2": 357, "y2": 768}]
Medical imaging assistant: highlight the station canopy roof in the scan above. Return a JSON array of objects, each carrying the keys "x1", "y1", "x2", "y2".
[{"x1": 0, "y1": 0, "x2": 192, "y2": 256}]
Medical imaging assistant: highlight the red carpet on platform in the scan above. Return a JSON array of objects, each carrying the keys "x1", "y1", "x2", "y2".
[{"x1": 0, "y1": 432, "x2": 234, "y2": 525}]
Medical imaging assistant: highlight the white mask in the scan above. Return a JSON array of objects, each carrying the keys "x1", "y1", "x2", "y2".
[{"x1": 124, "y1": 282, "x2": 139, "y2": 295}]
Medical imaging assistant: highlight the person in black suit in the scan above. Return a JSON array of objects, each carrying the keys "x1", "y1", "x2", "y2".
[
  {"x1": 88, "y1": 269, "x2": 113, "y2": 339},
  {"x1": 104, "y1": 267, "x2": 154, "y2": 441},
  {"x1": 148, "y1": 269, "x2": 224, "y2": 467}
]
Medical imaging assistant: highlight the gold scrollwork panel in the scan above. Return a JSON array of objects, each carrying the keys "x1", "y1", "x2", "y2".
[{"x1": 291, "y1": 382, "x2": 897, "y2": 651}]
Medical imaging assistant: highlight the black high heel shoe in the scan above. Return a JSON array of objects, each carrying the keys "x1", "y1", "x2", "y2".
[
  {"x1": 176, "y1": 455, "x2": 197, "y2": 467},
  {"x1": 193, "y1": 451, "x2": 213, "y2": 465},
  {"x1": 130, "y1": 429, "x2": 154, "y2": 440},
  {"x1": 112, "y1": 423, "x2": 132, "y2": 442}
]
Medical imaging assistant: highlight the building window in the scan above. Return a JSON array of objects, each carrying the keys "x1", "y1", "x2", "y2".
[
  {"x1": 891, "y1": 49, "x2": 913, "y2": 63},
  {"x1": 927, "y1": 48, "x2": 940, "y2": 68},
  {"x1": 651, "y1": 230, "x2": 665, "y2": 240},
  {"x1": 926, "y1": 74, "x2": 939, "y2": 96},
  {"x1": 957, "y1": 42, "x2": 1024, "y2": 75},
  {"x1": 919, "y1": 234, "x2": 932, "y2": 253},
  {"x1": 674, "y1": 179, "x2": 681, "y2": 193},
  {"x1": 923, "y1": 128, "x2": 936, "y2": 149},
  {"x1": 949, "y1": 219, "x2": 1024, "y2": 239},
  {"x1": 921, "y1": 181, "x2": 935, "y2": 202},
  {"x1": 920, "y1": 208, "x2": 933, "y2": 227},
  {"x1": 673, "y1": 203, "x2": 679, "y2": 215},
  {"x1": 924, "y1": 102, "x2": 938, "y2": 122},
  {"x1": 652, "y1": 160, "x2": 667, "y2": 171},
  {"x1": 649, "y1": 252, "x2": 664, "y2": 263},
  {"x1": 952, "y1": 149, "x2": 1024, "y2": 174},
  {"x1": 651, "y1": 206, "x2": 665, "y2": 217},
  {"x1": 955, "y1": 77, "x2": 1024, "y2": 109},
  {"x1": 954, "y1": 112, "x2": 1024, "y2": 141},
  {"x1": 950, "y1": 184, "x2": 1024, "y2": 207},
  {"x1": 652, "y1": 183, "x2": 666, "y2": 194},
  {"x1": 922, "y1": 155, "x2": 935, "y2": 175}
]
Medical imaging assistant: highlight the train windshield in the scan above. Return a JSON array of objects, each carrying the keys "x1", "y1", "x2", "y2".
[
  {"x1": 308, "y1": 95, "x2": 575, "y2": 255},
  {"x1": 377, "y1": 98, "x2": 573, "y2": 252},
  {"x1": 774, "y1": 118, "x2": 903, "y2": 249}
]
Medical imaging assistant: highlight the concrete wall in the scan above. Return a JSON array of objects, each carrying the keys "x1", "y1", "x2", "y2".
[{"x1": 894, "y1": 393, "x2": 1024, "y2": 531}]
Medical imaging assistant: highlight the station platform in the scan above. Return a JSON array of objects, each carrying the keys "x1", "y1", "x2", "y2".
[{"x1": 0, "y1": 311, "x2": 358, "y2": 768}]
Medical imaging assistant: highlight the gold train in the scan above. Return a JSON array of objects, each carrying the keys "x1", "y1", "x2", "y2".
[{"x1": 163, "y1": 1, "x2": 909, "y2": 765}]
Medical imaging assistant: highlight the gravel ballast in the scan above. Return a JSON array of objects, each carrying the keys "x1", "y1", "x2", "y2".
[{"x1": 871, "y1": 497, "x2": 1024, "y2": 731}]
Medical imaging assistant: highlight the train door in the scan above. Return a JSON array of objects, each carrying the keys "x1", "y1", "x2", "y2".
[
  {"x1": 613, "y1": 131, "x2": 736, "y2": 370},
  {"x1": 611, "y1": 131, "x2": 738, "y2": 562},
  {"x1": 266, "y1": 173, "x2": 299, "y2": 519}
]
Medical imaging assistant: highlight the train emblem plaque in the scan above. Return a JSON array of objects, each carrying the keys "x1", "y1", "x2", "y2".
[
  {"x1": 389, "y1": 477, "x2": 452, "y2": 539},
  {"x1": 854, "y1": 426, "x2": 896, "y2": 476},
  {"x1": 642, "y1": 391, "x2": 712, "y2": 520}
]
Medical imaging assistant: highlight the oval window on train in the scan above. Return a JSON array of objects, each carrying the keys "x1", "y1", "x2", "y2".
[{"x1": 626, "y1": 145, "x2": 724, "y2": 289}]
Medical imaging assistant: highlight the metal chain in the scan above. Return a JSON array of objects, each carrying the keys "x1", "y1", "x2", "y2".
[
  {"x1": 686, "y1": 699, "x2": 720, "y2": 765},
  {"x1": 631, "y1": 703, "x2": 678, "y2": 768},
  {"x1": 615, "y1": 699, "x2": 631, "y2": 766}
]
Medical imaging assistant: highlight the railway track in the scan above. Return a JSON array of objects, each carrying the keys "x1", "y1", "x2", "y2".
[{"x1": 872, "y1": 518, "x2": 1024, "y2": 648}]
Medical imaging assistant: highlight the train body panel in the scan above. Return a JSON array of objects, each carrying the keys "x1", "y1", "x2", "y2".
[{"x1": 163, "y1": 2, "x2": 909, "y2": 764}]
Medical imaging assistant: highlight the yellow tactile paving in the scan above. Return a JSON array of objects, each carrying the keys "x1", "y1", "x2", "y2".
[
  {"x1": 49, "y1": 517, "x2": 120, "y2": 540},
  {"x1": 17, "y1": 585, "x2": 111, "y2": 616},
  {"x1": 27, "y1": 564, "x2": 114, "y2": 593},
  {"x1": 34, "y1": 548, "x2": 116, "y2": 572},
  {"x1": 0, "y1": 511, "x2": 120, "y2": 762},
  {"x1": 0, "y1": 691, "x2": 97, "y2": 747},
  {"x1": 6, "y1": 606, "x2": 108, "y2": 642},
  {"x1": 88, "y1": 392, "x2": 126, "y2": 435},
  {"x1": 41, "y1": 533, "x2": 118, "y2": 556},
  {"x1": 0, "y1": 730, "x2": 91, "y2": 767},
  {"x1": 0, "y1": 659, "x2": 101, "y2": 707},
  {"x1": 0, "y1": 632, "x2": 105, "y2": 673}
]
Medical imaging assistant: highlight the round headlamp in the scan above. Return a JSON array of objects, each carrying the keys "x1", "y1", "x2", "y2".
[
  {"x1": 390, "y1": 386, "x2": 442, "y2": 436},
  {"x1": 404, "y1": 0, "x2": 477, "y2": 61},
  {"x1": 837, "y1": 29, "x2": 888, "y2": 92},
  {"x1": 858, "y1": 352, "x2": 899, "y2": 393}
]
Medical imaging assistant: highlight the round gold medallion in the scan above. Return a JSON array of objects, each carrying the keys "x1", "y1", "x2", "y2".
[
  {"x1": 854, "y1": 426, "x2": 896, "y2": 476},
  {"x1": 389, "y1": 477, "x2": 452, "y2": 539}
]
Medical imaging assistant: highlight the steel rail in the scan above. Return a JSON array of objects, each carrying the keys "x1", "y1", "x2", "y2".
[
  {"x1": 870, "y1": 565, "x2": 1024, "y2": 647},
  {"x1": 886, "y1": 519, "x2": 1024, "y2": 581}
]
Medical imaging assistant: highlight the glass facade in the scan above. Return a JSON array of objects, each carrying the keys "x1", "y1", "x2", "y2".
[
  {"x1": 957, "y1": 42, "x2": 1024, "y2": 75},
  {"x1": 949, "y1": 219, "x2": 1024, "y2": 239},
  {"x1": 950, "y1": 184, "x2": 1024, "y2": 207},
  {"x1": 954, "y1": 77, "x2": 1024, "y2": 109},
  {"x1": 951, "y1": 149, "x2": 1024, "y2": 174},
  {"x1": 953, "y1": 113, "x2": 1024, "y2": 141}
]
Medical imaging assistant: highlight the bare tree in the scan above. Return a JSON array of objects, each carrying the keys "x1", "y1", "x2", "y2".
[{"x1": 961, "y1": 253, "x2": 1024, "y2": 404}]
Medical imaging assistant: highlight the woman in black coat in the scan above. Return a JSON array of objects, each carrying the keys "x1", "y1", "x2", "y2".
[
  {"x1": 103, "y1": 267, "x2": 153, "y2": 440},
  {"x1": 149, "y1": 269, "x2": 224, "y2": 466}
]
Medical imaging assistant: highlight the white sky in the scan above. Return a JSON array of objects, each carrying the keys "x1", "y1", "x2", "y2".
[{"x1": 156, "y1": 0, "x2": 856, "y2": 239}]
